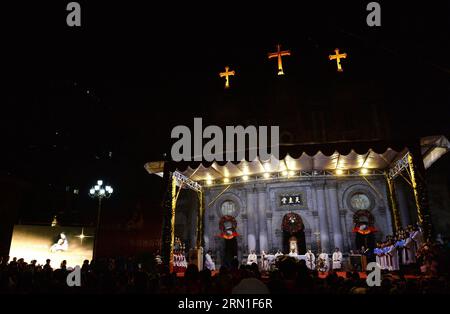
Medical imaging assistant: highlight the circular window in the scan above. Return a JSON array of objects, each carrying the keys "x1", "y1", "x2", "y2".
[
  {"x1": 221, "y1": 201, "x2": 237, "y2": 217},
  {"x1": 350, "y1": 193, "x2": 371, "y2": 210}
]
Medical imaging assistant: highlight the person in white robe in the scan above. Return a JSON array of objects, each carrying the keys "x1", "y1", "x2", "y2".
[
  {"x1": 274, "y1": 250, "x2": 283, "y2": 258},
  {"x1": 378, "y1": 243, "x2": 387, "y2": 270},
  {"x1": 289, "y1": 237, "x2": 298, "y2": 255},
  {"x1": 305, "y1": 249, "x2": 315, "y2": 270},
  {"x1": 403, "y1": 234, "x2": 417, "y2": 265},
  {"x1": 261, "y1": 251, "x2": 268, "y2": 271},
  {"x1": 332, "y1": 248, "x2": 343, "y2": 270},
  {"x1": 374, "y1": 245, "x2": 381, "y2": 267},
  {"x1": 410, "y1": 227, "x2": 423, "y2": 253},
  {"x1": 174, "y1": 253, "x2": 179, "y2": 270},
  {"x1": 387, "y1": 241, "x2": 400, "y2": 271},
  {"x1": 266, "y1": 253, "x2": 276, "y2": 270},
  {"x1": 205, "y1": 250, "x2": 215, "y2": 271},
  {"x1": 318, "y1": 251, "x2": 329, "y2": 272},
  {"x1": 180, "y1": 252, "x2": 188, "y2": 268},
  {"x1": 247, "y1": 251, "x2": 258, "y2": 265}
]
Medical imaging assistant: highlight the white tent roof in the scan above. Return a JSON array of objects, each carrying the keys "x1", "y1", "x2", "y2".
[{"x1": 145, "y1": 136, "x2": 449, "y2": 182}]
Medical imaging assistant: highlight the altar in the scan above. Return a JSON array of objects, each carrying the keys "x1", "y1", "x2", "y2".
[
  {"x1": 287, "y1": 254, "x2": 307, "y2": 262},
  {"x1": 258, "y1": 254, "x2": 307, "y2": 271},
  {"x1": 248, "y1": 254, "x2": 307, "y2": 264}
]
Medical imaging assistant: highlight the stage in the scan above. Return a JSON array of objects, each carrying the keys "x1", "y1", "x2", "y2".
[{"x1": 175, "y1": 270, "x2": 422, "y2": 281}]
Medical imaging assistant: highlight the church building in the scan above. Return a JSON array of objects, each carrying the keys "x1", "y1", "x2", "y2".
[{"x1": 145, "y1": 136, "x2": 449, "y2": 267}]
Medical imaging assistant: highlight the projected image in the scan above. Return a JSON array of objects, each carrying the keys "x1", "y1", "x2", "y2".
[
  {"x1": 50, "y1": 232, "x2": 69, "y2": 253},
  {"x1": 9, "y1": 225, "x2": 94, "y2": 268}
]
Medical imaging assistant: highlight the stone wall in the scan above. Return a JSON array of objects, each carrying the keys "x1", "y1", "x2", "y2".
[{"x1": 200, "y1": 176, "x2": 393, "y2": 261}]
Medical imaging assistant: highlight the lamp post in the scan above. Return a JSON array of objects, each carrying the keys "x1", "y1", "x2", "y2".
[{"x1": 89, "y1": 180, "x2": 113, "y2": 260}]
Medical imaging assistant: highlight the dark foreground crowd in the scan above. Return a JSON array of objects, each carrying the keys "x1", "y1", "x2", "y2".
[{"x1": 1, "y1": 254, "x2": 450, "y2": 294}]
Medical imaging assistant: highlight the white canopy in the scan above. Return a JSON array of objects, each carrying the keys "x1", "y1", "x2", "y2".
[{"x1": 145, "y1": 136, "x2": 449, "y2": 183}]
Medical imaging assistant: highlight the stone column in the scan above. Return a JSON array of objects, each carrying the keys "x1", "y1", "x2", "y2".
[
  {"x1": 339, "y1": 210, "x2": 350, "y2": 252},
  {"x1": 241, "y1": 200, "x2": 248, "y2": 255},
  {"x1": 246, "y1": 185, "x2": 258, "y2": 252},
  {"x1": 314, "y1": 181, "x2": 330, "y2": 253},
  {"x1": 240, "y1": 216, "x2": 247, "y2": 260},
  {"x1": 311, "y1": 212, "x2": 321, "y2": 252},
  {"x1": 310, "y1": 186, "x2": 320, "y2": 252},
  {"x1": 267, "y1": 212, "x2": 273, "y2": 250},
  {"x1": 327, "y1": 181, "x2": 344, "y2": 251},
  {"x1": 257, "y1": 186, "x2": 269, "y2": 252},
  {"x1": 204, "y1": 215, "x2": 210, "y2": 251}
]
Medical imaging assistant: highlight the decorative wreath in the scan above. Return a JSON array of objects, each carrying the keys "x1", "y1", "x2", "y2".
[
  {"x1": 352, "y1": 210, "x2": 377, "y2": 235},
  {"x1": 218, "y1": 215, "x2": 239, "y2": 239},
  {"x1": 282, "y1": 212, "x2": 304, "y2": 234}
]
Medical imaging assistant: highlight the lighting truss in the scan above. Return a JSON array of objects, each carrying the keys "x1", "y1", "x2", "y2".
[
  {"x1": 202, "y1": 168, "x2": 385, "y2": 187},
  {"x1": 173, "y1": 170, "x2": 202, "y2": 192},
  {"x1": 388, "y1": 153, "x2": 409, "y2": 180}
]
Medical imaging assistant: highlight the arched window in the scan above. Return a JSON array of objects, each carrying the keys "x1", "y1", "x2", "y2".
[{"x1": 350, "y1": 193, "x2": 371, "y2": 210}]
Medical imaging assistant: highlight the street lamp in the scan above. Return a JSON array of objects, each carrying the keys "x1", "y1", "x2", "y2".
[{"x1": 89, "y1": 180, "x2": 113, "y2": 259}]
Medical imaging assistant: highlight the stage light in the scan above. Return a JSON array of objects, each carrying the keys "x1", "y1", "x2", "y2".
[
  {"x1": 282, "y1": 170, "x2": 288, "y2": 176},
  {"x1": 242, "y1": 175, "x2": 249, "y2": 181},
  {"x1": 224, "y1": 178, "x2": 230, "y2": 183},
  {"x1": 206, "y1": 179, "x2": 213, "y2": 185},
  {"x1": 336, "y1": 169, "x2": 344, "y2": 175},
  {"x1": 361, "y1": 168, "x2": 369, "y2": 175},
  {"x1": 288, "y1": 171, "x2": 295, "y2": 176},
  {"x1": 263, "y1": 172, "x2": 270, "y2": 179},
  {"x1": 264, "y1": 163, "x2": 271, "y2": 172}
]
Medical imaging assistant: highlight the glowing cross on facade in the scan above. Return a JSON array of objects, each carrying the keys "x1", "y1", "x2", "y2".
[
  {"x1": 329, "y1": 48, "x2": 347, "y2": 72},
  {"x1": 268, "y1": 44, "x2": 291, "y2": 75},
  {"x1": 219, "y1": 66, "x2": 235, "y2": 88}
]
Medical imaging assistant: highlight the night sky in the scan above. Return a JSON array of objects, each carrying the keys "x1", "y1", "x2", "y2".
[{"x1": 1, "y1": 2, "x2": 449, "y2": 225}]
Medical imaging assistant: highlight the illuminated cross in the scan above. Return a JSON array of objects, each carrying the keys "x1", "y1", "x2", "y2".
[
  {"x1": 268, "y1": 44, "x2": 291, "y2": 75},
  {"x1": 75, "y1": 228, "x2": 93, "y2": 245},
  {"x1": 219, "y1": 66, "x2": 235, "y2": 89},
  {"x1": 329, "y1": 48, "x2": 347, "y2": 72}
]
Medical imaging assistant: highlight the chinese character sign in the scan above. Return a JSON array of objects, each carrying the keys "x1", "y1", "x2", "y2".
[{"x1": 280, "y1": 194, "x2": 303, "y2": 206}]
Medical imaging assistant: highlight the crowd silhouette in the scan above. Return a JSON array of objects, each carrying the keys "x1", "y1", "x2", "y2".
[{"x1": 1, "y1": 252, "x2": 449, "y2": 294}]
